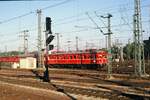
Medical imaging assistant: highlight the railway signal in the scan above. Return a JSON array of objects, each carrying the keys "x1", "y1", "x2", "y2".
[
  {"x1": 49, "y1": 44, "x2": 54, "y2": 50},
  {"x1": 46, "y1": 17, "x2": 54, "y2": 51},
  {"x1": 46, "y1": 17, "x2": 52, "y2": 34},
  {"x1": 44, "y1": 17, "x2": 54, "y2": 82},
  {"x1": 46, "y1": 35, "x2": 54, "y2": 46}
]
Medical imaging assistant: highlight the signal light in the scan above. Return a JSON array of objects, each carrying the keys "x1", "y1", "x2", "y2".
[
  {"x1": 46, "y1": 35, "x2": 54, "y2": 45},
  {"x1": 46, "y1": 17, "x2": 52, "y2": 34},
  {"x1": 49, "y1": 45, "x2": 54, "y2": 50},
  {"x1": 45, "y1": 17, "x2": 54, "y2": 51}
]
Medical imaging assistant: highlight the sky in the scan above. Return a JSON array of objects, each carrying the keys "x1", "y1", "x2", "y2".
[{"x1": 0, "y1": 0, "x2": 150, "y2": 52}]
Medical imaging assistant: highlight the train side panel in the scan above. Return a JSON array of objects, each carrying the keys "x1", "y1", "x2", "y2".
[{"x1": 47, "y1": 51, "x2": 108, "y2": 68}]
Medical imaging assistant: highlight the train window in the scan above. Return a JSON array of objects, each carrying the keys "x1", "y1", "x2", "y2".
[
  {"x1": 63, "y1": 55, "x2": 65, "y2": 59},
  {"x1": 84, "y1": 55, "x2": 86, "y2": 59},
  {"x1": 85, "y1": 55, "x2": 90, "y2": 59},
  {"x1": 74, "y1": 55, "x2": 76, "y2": 59},
  {"x1": 56, "y1": 56, "x2": 59, "y2": 59}
]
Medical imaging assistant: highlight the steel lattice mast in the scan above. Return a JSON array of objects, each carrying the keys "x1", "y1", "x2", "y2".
[
  {"x1": 133, "y1": 0, "x2": 145, "y2": 76},
  {"x1": 101, "y1": 14, "x2": 113, "y2": 78}
]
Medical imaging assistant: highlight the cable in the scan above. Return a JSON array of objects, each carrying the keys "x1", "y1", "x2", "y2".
[
  {"x1": 0, "y1": 0, "x2": 73, "y2": 24},
  {"x1": 86, "y1": 12, "x2": 104, "y2": 34},
  {"x1": 1, "y1": 1, "x2": 150, "y2": 49},
  {"x1": 0, "y1": 0, "x2": 58, "y2": 1},
  {"x1": 0, "y1": 1, "x2": 149, "y2": 26},
  {"x1": 0, "y1": 12, "x2": 34, "y2": 24},
  {"x1": 95, "y1": 11, "x2": 107, "y2": 27},
  {"x1": 42, "y1": 0, "x2": 73, "y2": 10},
  {"x1": 53, "y1": 4, "x2": 150, "y2": 26}
]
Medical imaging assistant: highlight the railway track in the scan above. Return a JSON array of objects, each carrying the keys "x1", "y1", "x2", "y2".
[
  {"x1": 0, "y1": 75, "x2": 127, "y2": 100},
  {"x1": 0, "y1": 69, "x2": 150, "y2": 100}
]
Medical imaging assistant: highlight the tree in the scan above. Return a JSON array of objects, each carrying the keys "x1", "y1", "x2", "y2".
[
  {"x1": 123, "y1": 43, "x2": 134, "y2": 60},
  {"x1": 111, "y1": 45, "x2": 119, "y2": 60}
]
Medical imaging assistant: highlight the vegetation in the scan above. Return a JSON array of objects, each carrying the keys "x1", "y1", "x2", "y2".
[
  {"x1": 111, "y1": 37, "x2": 150, "y2": 61},
  {"x1": 123, "y1": 40, "x2": 150, "y2": 60},
  {"x1": 0, "y1": 51, "x2": 23, "y2": 56},
  {"x1": 123, "y1": 43, "x2": 134, "y2": 60}
]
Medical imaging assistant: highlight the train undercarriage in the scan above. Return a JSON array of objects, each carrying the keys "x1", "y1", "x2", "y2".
[{"x1": 48, "y1": 64, "x2": 106, "y2": 70}]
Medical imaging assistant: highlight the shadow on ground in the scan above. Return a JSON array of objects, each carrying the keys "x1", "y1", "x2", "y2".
[{"x1": 30, "y1": 70, "x2": 77, "y2": 100}]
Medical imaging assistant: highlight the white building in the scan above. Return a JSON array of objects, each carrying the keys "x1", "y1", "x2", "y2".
[{"x1": 12, "y1": 57, "x2": 37, "y2": 69}]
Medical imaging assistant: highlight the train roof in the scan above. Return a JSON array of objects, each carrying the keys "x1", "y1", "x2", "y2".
[{"x1": 49, "y1": 50, "x2": 107, "y2": 55}]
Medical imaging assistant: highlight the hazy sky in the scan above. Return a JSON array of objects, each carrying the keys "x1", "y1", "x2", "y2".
[{"x1": 0, "y1": 0, "x2": 150, "y2": 52}]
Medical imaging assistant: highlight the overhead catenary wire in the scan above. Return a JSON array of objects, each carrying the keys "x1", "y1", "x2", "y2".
[
  {"x1": 1, "y1": 19, "x2": 149, "y2": 40},
  {"x1": 0, "y1": 1, "x2": 147, "y2": 25},
  {"x1": 54, "y1": 3, "x2": 150, "y2": 25},
  {"x1": 54, "y1": 3, "x2": 150, "y2": 27},
  {"x1": 0, "y1": 2, "x2": 149, "y2": 26},
  {"x1": 95, "y1": 11, "x2": 107, "y2": 28},
  {"x1": 41, "y1": 0, "x2": 73, "y2": 10},
  {"x1": 86, "y1": 12, "x2": 104, "y2": 34},
  {"x1": 0, "y1": 0, "x2": 73, "y2": 25},
  {"x1": 0, "y1": 1, "x2": 150, "y2": 52}
]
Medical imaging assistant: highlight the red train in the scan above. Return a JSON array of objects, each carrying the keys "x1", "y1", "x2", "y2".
[
  {"x1": 0, "y1": 50, "x2": 108, "y2": 70},
  {"x1": 0, "y1": 56, "x2": 20, "y2": 62},
  {"x1": 47, "y1": 50, "x2": 108, "y2": 69}
]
